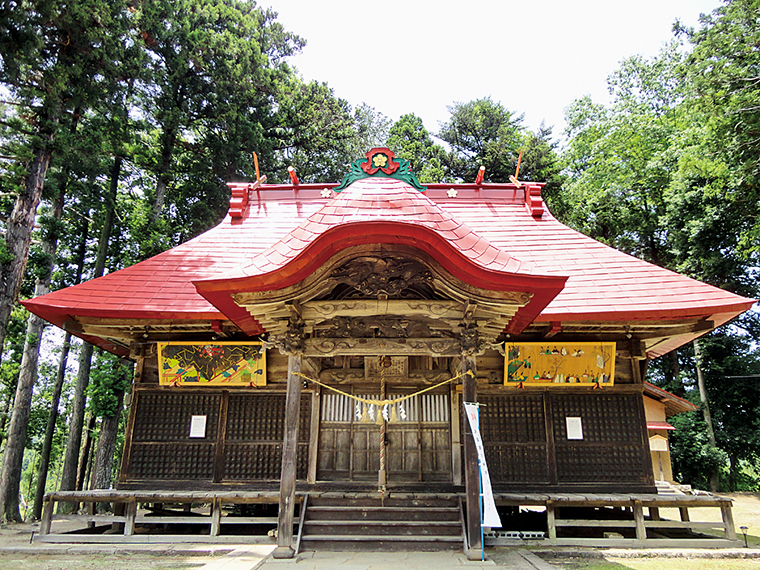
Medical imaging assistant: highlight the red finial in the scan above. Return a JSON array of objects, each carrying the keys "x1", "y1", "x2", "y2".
[{"x1": 288, "y1": 166, "x2": 299, "y2": 186}]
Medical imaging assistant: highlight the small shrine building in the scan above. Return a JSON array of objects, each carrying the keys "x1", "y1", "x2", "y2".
[{"x1": 24, "y1": 149, "x2": 753, "y2": 554}]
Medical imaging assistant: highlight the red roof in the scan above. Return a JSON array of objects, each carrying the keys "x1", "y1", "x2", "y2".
[
  {"x1": 193, "y1": 178, "x2": 566, "y2": 335},
  {"x1": 23, "y1": 177, "x2": 754, "y2": 357},
  {"x1": 647, "y1": 421, "x2": 676, "y2": 431}
]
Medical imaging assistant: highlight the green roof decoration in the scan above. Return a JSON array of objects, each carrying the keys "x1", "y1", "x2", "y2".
[{"x1": 334, "y1": 147, "x2": 426, "y2": 192}]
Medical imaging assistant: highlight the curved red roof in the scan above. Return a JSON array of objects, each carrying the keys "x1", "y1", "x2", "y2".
[
  {"x1": 193, "y1": 178, "x2": 567, "y2": 335},
  {"x1": 22, "y1": 178, "x2": 754, "y2": 357}
]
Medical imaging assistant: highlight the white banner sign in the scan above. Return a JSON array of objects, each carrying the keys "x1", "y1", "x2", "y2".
[{"x1": 464, "y1": 402, "x2": 502, "y2": 528}]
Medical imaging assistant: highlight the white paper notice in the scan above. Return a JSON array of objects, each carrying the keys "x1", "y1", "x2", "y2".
[
  {"x1": 189, "y1": 415, "x2": 207, "y2": 438},
  {"x1": 566, "y1": 417, "x2": 583, "y2": 440},
  {"x1": 464, "y1": 402, "x2": 502, "y2": 528}
]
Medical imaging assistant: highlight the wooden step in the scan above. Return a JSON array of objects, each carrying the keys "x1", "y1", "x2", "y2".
[
  {"x1": 306, "y1": 506, "x2": 459, "y2": 522},
  {"x1": 308, "y1": 497, "x2": 459, "y2": 508},
  {"x1": 304, "y1": 520, "x2": 462, "y2": 536},
  {"x1": 297, "y1": 495, "x2": 465, "y2": 552},
  {"x1": 303, "y1": 534, "x2": 462, "y2": 542}
]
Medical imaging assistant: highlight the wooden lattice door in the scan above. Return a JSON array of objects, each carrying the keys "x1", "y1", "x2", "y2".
[{"x1": 317, "y1": 390, "x2": 452, "y2": 483}]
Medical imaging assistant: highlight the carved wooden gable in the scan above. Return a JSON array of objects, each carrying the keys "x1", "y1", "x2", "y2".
[{"x1": 233, "y1": 248, "x2": 534, "y2": 351}]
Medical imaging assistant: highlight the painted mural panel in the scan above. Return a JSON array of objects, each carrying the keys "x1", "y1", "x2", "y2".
[
  {"x1": 158, "y1": 342, "x2": 266, "y2": 386},
  {"x1": 504, "y1": 342, "x2": 615, "y2": 386}
]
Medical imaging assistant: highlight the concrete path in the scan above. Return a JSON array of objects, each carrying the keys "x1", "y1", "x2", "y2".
[{"x1": 194, "y1": 548, "x2": 557, "y2": 570}]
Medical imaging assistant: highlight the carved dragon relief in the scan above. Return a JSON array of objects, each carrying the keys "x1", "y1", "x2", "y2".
[
  {"x1": 313, "y1": 315, "x2": 454, "y2": 339},
  {"x1": 305, "y1": 337, "x2": 462, "y2": 357},
  {"x1": 327, "y1": 256, "x2": 434, "y2": 299}
]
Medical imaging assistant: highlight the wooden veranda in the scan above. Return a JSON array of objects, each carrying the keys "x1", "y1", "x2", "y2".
[{"x1": 39, "y1": 489, "x2": 739, "y2": 549}]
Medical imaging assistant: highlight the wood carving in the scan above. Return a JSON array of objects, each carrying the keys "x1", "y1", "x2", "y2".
[
  {"x1": 318, "y1": 370, "x2": 365, "y2": 384},
  {"x1": 328, "y1": 256, "x2": 433, "y2": 299},
  {"x1": 460, "y1": 324, "x2": 482, "y2": 356},
  {"x1": 315, "y1": 316, "x2": 437, "y2": 339},
  {"x1": 271, "y1": 319, "x2": 305, "y2": 355},
  {"x1": 305, "y1": 337, "x2": 462, "y2": 357}
]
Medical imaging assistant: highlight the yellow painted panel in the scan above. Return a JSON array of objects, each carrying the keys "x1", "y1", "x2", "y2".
[
  {"x1": 504, "y1": 342, "x2": 615, "y2": 387},
  {"x1": 158, "y1": 341, "x2": 266, "y2": 387}
]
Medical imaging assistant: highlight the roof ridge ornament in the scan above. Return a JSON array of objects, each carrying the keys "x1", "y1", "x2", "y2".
[{"x1": 334, "y1": 147, "x2": 426, "y2": 193}]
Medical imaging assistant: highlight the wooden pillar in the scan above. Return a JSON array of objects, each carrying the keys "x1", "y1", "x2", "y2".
[
  {"x1": 721, "y1": 503, "x2": 737, "y2": 541},
  {"x1": 40, "y1": 497, "x2": 54, "y2": 535},
  {"x1": 123, "y1": 500, "x2": 137, "y2": 536},
  {"x1": 307, "y1": 386, "x2": 320, "y2": 484},
  {"x1": 633, "y1": 500, "x2": 647, "y2": 541},
  {"x1": 450, "y1": 385, "x2": 462, "y2": 486},
  {"x1": 210, "y1": 498, "x2": 222, "y2": 536},
  {"x1": 461, "y1": 353, "x2": 483, "y2": 560},
  {"x1": 274, "y1": 353, "x2": 302, "y2": 559},
  {"x1": 546, "y1": 499, "x2": 556, "y2": 540}
]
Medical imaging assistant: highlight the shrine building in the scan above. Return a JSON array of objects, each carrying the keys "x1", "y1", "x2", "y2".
[{"x1": 24, "y1": 149, "x2": 753, "y2": 554}]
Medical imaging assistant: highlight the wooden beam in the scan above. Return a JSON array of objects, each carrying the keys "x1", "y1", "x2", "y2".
[
  {"x1": 633, "y1": 500, "x2": 647, "y2": 540},
  {"x1": 721, "y1": 503, "x2": 737, "y2": 540},
  {"x1": 307, "y1": 387, "x2": 320, "y2": 484},
  {"x1": 274, "y1": 354, "x2": 302, "y2": 559},
  {"x1": 304, "y1": 337, "x2": 463, "y2": 357},
  {"x1": 461, "y1": 353, "x2": 483, "y2": 560}
]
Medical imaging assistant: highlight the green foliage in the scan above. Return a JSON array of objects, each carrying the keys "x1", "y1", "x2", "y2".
[
  {"x1": 669, "y1": 410, "x2": 728, "y2": 490},
  {"x1": 89, "y1": 352, "x2": 132, "y2": 419},
  {"x1": 562, "y1": 44, "x2": 687, "y2": 264},
  {"x1": 266, "y1": 78, "x2": 357, "y2": 182},
  {"x1": 438, "y1": 97, "x2": 524, "y2": 182},
  {"x1": 437, "y1": 98, "x2": 565, "y2": 196},
  {"x1": 560, "y1": 3, "x2": 760, "y2": 491},
  {"x1": 682, "y1": 0, "x2": 760, "y2": 258},
  {"x1": 387, "y1": 114, "x2": 448, "y2": 183}
]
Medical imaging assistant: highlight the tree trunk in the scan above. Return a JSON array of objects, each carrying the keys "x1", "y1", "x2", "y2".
[
  {"x1": 0, "y1": 162, "x2": 64, "y2": 522},
  {"x1": 58, "y1": 153, "x2": 120, "y2": 503},
  {"x1": 31, "y1": 332, "x2": 72, "y2": 520},
  {"x1": 58, "y1": 342, "x2": 94, "y2": 504},
  {"x1": 0, "y1": 136, "x2": 55, "y2": 361},
  {"x1": 151, "y1": 130, "x2": 177, "y2": 222},
  {"x1": 694, "y1": 340, "x2": 719, "y2": 492},
  {"x1": 0, "y1": 281, "x2": 51, "y2": 522},
  {"x1": 727, "y1": 453, "x2": 738, "y2": 492},
  {"x1": 77, "y1": 413, "x2": 97, "y2": 491},
  {"x1": 92, "y1": 383, "x2": 126, "y2": 513},
  {"x1": 669, "y1": 349, "x2": 685, "y2": 397}
]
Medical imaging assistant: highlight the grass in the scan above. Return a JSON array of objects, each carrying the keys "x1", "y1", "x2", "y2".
[{"x1": 555, "y1": 559, "x2": 760, "y2": 569}]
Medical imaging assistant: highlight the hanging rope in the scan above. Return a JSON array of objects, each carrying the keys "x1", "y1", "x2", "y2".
[
  {"x1": 378, "y1": 356, "x2": 387, "y2": 493},
  {"x1": 294, "y1": 369, "x2": 474, "y2": 407}
]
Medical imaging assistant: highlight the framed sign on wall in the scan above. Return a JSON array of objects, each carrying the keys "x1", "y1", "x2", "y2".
[
  {"x1": 504, "y1": 342, "x2": 615, "y2": 387},
  {"x1": 158, "y1": 341, "x2": 266, "y2": 387}
]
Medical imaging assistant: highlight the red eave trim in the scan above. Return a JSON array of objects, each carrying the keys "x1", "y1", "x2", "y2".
[
  {"x1": 21, "y1": 299, "x2": 225, "y2": 323},
  {"x1": 644, "y1": 381, "x2": 698, "y2": 412},
  {"x1": 647, "y1": 421, "x2": 676, "y2": 431},
  {"x1": 194, "y1": 221, "x2": 567, "y2": 336},
  {"x1": 534, "y1": 301, "x2": 756, "y2": 325}
]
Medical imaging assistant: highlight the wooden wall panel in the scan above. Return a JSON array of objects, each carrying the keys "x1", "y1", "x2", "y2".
[
  {"x1": 479, "y1": 393, "x2": 549, "y2": 484},
  {"x1": 132, "y1": 392, "x2": 221, "y2": 442},
  {"x1": 550, "y1": 392, "x2": 652, "y2": 486},
  {"x1": 480, "y1": 390, "x2": 653, "y2": 490},
  {"x1": 122, "y1": 389, "x2": 311, "y2": 485},
  {"x1": 222, "y1": 393, "x2": 311, "y2": 481}
]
